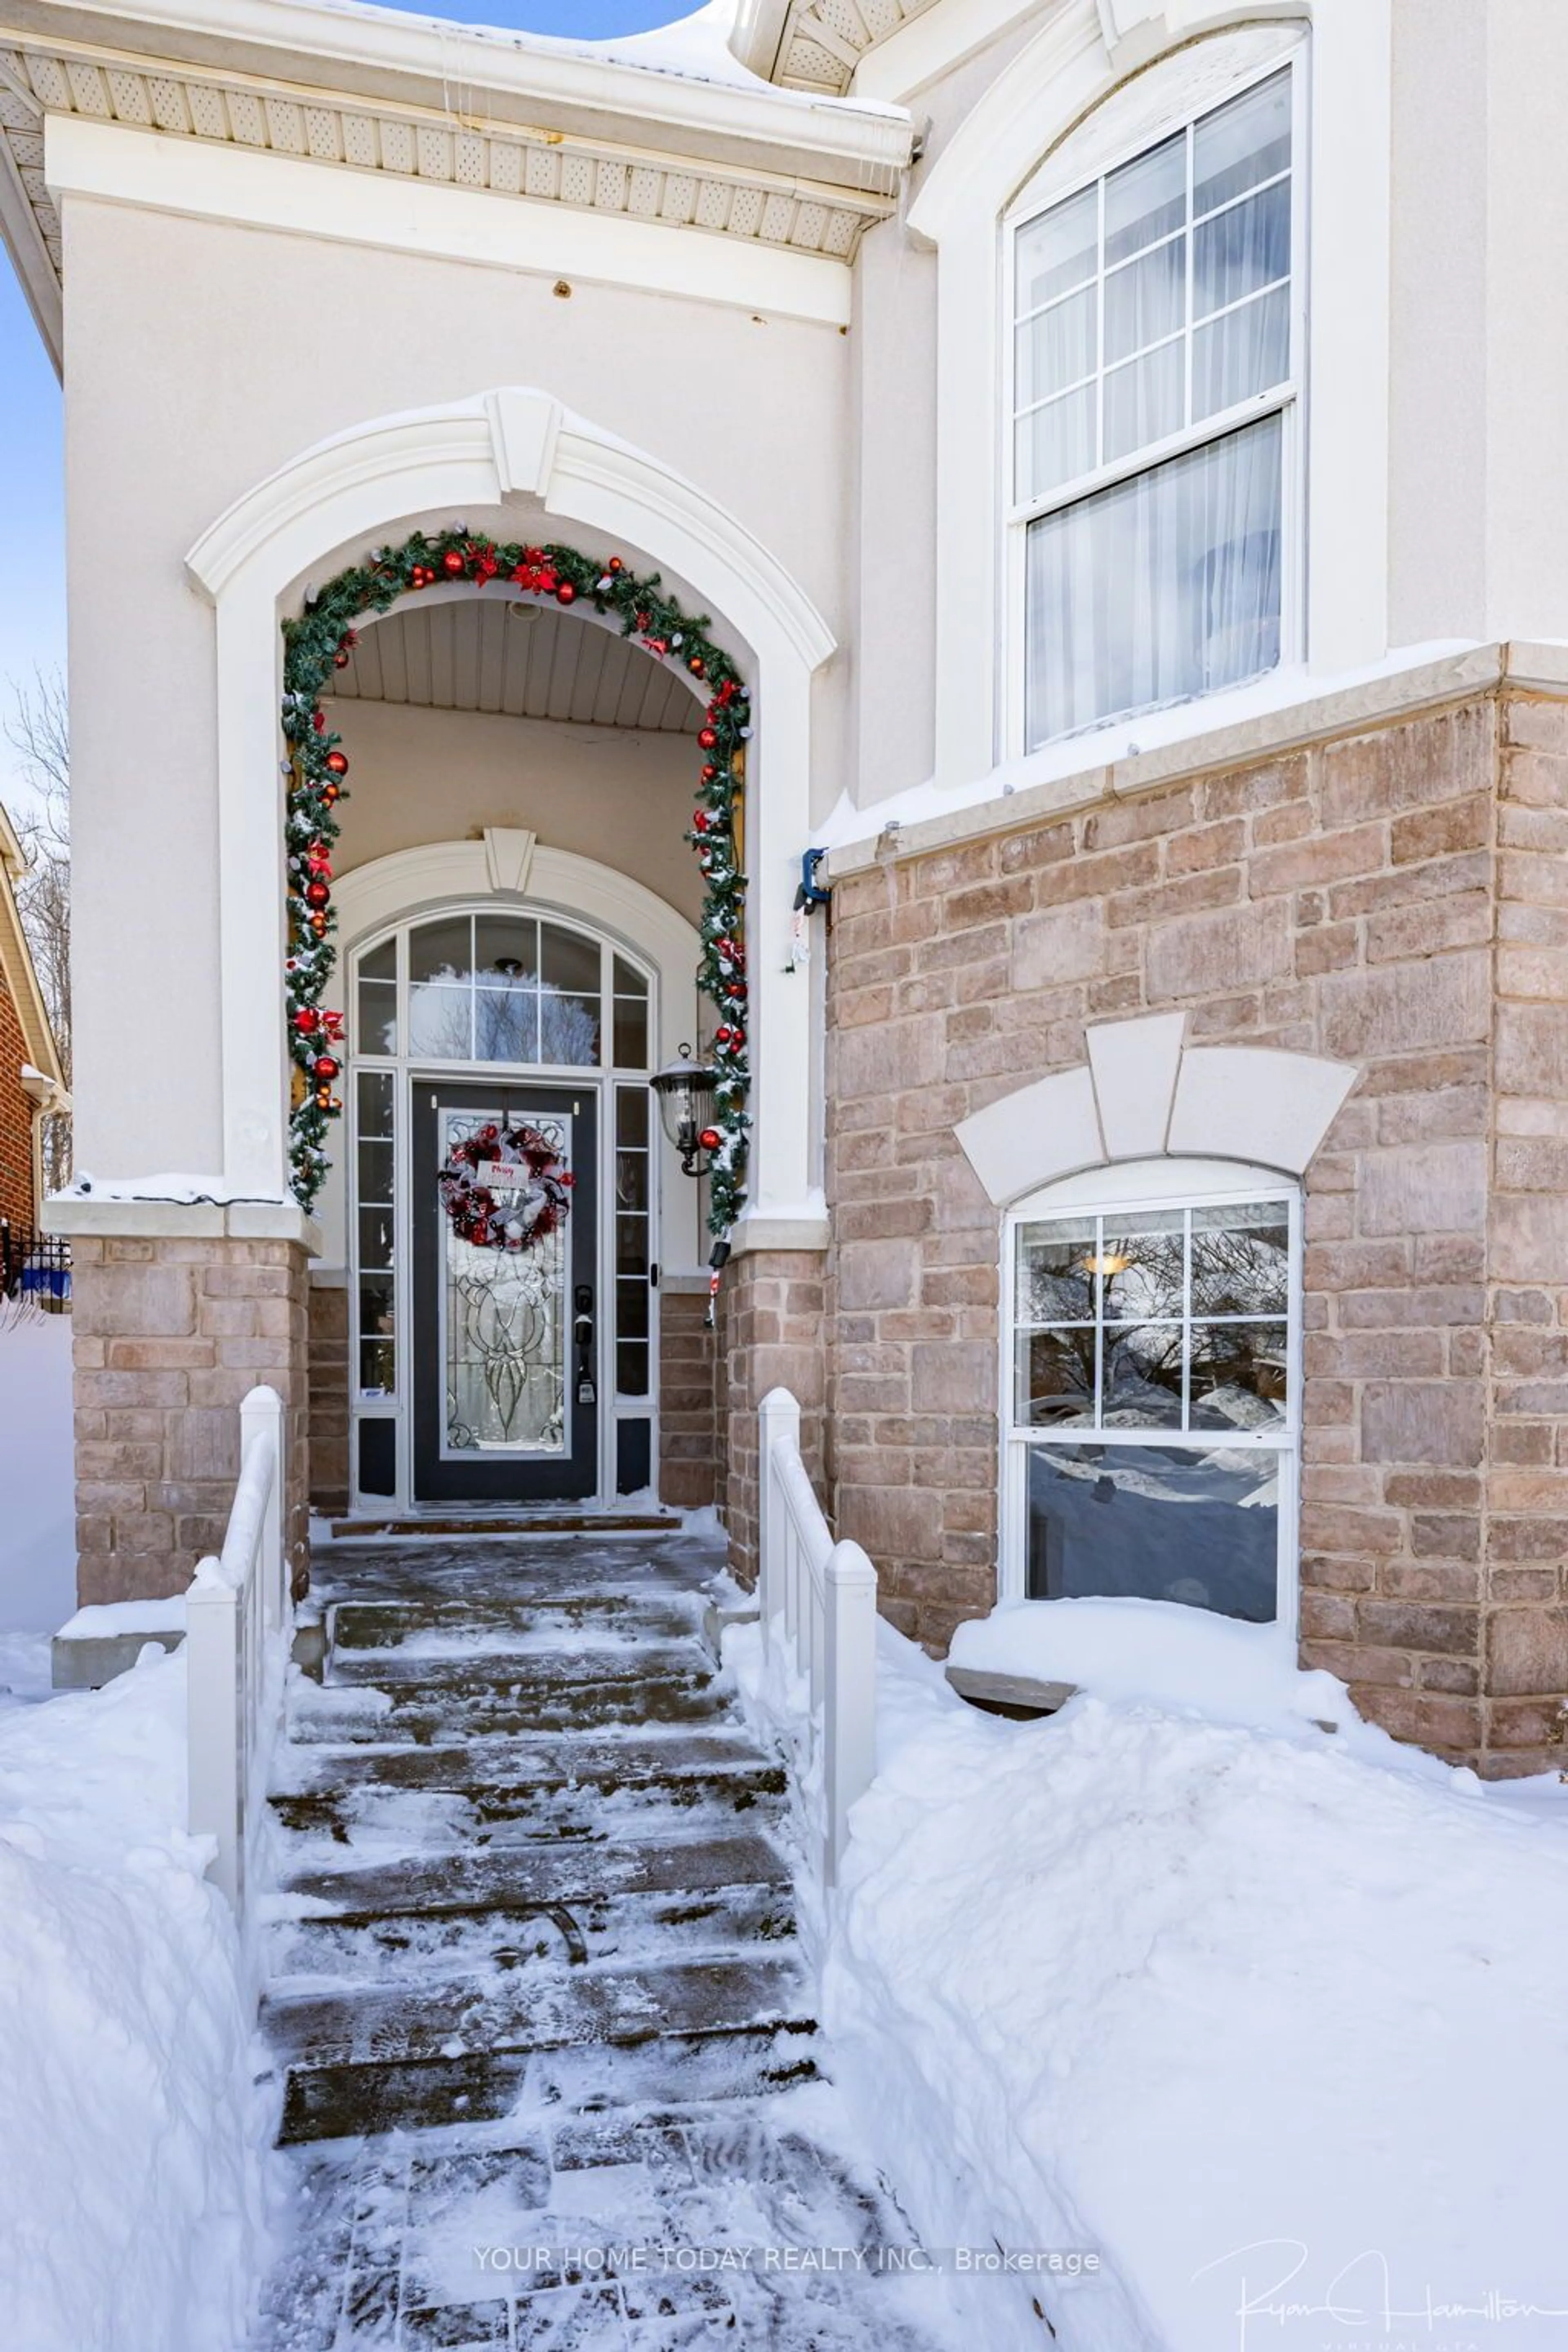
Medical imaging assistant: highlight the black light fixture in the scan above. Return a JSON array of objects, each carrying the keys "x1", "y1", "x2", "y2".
[{"x1": 650, "y1": 1042, "x2": 721, "y2": 1177}]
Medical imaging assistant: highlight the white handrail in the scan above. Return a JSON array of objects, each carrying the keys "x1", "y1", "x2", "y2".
[
  {"x1": 185, "y1": 1385, "x2": 289, "y2": 1911},
  {"x1": 757, "y1": 1386, "x2": 877, "y2": 1885}
]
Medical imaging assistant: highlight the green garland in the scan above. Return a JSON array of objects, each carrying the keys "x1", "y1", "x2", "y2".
[{"x1": 280, "y1": 528, "x2": 751, "y2": 1236}]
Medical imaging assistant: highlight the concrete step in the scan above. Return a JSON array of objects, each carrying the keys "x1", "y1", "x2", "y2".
[
  {"x1": 270, "y1": 1762, "x2": 786, "y2": 1853},
  {"x1": 323, "y1": 1636, "x2": 711, "y2": 1691},
  {"x1": 308, "y1": 1535, "x2": 720, "y2": 1608},
  {"x1": 267, "y1": 1877, "x2": 798, "y2": 1988},
  {"x1": 288, "y1": 1669, "x2": 729, "y2": 1744},
  {"x1": 329, "y1": 1591, "x2": 702, "y2": 1652},
  {"x1": 272, "y1": 1726, "x2": 782, "y2": 1797},
  {"x1": 283, "y1": 1826, "x2": 789, "y2": 1915},
  {"x1": 274, "y1": 2019, "x2": 821, "y2": 2146},
  {"x1": 330, "y1": 1512, "x2": 680, "y2": 1539},
  {"x1": 270, "y1": 1950, "x2": 809, "y2": 2081}
]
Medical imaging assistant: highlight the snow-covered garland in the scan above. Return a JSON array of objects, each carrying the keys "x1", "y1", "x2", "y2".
[
  {"x1": 438, "y1": 1121, "x2": 573, "y2": 1253},
  {"x1": 280, "y1": 528, "x2": 752, "y2": 1234}
]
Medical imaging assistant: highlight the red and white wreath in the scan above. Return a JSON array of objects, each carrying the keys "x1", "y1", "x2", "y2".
[{"x1": 437, "y1": 1121, "x2": 573, "y2": 1253}]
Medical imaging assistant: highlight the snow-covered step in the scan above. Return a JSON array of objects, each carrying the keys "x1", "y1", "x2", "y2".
[
  {"x1": 328, "y1": 1588, "x2": 703, "y2": 1651},
  {"x1": 288, "y1": 1665, "x2": 730, "y2": 1743},
  {"x1": 270, "y1": 1762, "x2": 787, "y2": 1854},
  {"x1": 282, "y1": 1826, "x2": 790, "y2": 1914},
  {"x1": 266, "y1": 1876, "x2": 798, "y2": 1988},
  {"x1": 274, "y1": 2020, "x2": 822, "y2": 2146},
  {"x1": 272, "y1": 1724, "x2": 784, "y2": 1796}
]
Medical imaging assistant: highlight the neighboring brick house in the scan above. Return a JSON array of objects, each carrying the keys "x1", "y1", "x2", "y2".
[
  {"x1": 13, "y1": 0, "x2": 1568, "y2": 1777},
  {"x1": 0, "y1": 806, "x2": 67, "y2": 1247}
]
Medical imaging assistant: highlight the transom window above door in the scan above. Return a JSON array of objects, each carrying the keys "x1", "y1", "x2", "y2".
[
  {"x1": 1009, "y1": 58, "x2": 1301, "y2": 749},
  {"x1": 354, "y1": 915, "x2": 650, "y2": 1071}
]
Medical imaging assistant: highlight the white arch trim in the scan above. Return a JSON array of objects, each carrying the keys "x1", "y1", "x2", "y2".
[
  {"x1": 182, "y1": 388, "x2": 835, "y2": 1230},
  {"x1": 955, "y1": 1011, "x2": 1358, "y2": 1207},
  {"x1": 906, "y1": 0, "x2": 1392, "y2": 793}
]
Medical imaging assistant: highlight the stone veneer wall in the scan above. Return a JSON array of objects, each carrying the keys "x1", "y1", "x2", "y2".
[
  {"x1": 658, "y1": 1285, "x2": 718, "y2": 1510},
  {"x1": 308, "y1": 1277, "x2": 350, "y2": 1515},
  {"x1": 825, "y1": 688, "x2": 1568, "y2": 1773},
  {"x1": 714, "y1": 1246, "x2": 826, "y2": 1588},
  {"x1": 70, "y1": 1233, "x2": 312, "y2": 1605}
]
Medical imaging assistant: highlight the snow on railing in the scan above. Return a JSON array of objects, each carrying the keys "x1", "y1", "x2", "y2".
[
  {"x1": 185, "y1": 1385, "x2": 289, "y2": 1912},
  {"x1": 757, "y1": 1386, "x2": 877, "y2": 1886}
]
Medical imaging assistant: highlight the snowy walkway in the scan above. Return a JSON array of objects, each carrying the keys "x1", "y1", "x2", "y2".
[{"x1": 251, "y1": 1533, "x2": 957, "y2": 2351}]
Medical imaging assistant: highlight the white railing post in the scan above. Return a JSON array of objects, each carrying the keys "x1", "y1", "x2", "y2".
[
  {"x1": 824, "y1": 1540, "x2": 878, "y2": 1886},
  {"x1": 240, "y1": 1383, "x2": 285, "y2": 1630},
  {"x1": 757, "y1": 1385, "x2": 800, "y2": 1636},
  {"x1": 185, "y1": 1383, "x2": 287, "y2": 1917},
  {"x1": 186, "y1": 1559, "x2": 241, "y2": 1907}
]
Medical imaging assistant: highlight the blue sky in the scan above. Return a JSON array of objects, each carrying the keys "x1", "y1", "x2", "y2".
[{"x1": 0, "y1": 0, "x2": 688, "y2": 813}]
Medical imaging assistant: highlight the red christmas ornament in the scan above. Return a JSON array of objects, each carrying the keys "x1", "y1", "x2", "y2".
[
  {"x1": 698, "y1": 727, "x2": 718, "y2": 751},
  {"x1": 305, "y1": 880, "x2": 330, "y2": 910},
  {"x1": 333, "y1": 650, "x2": 351, "y2": 670},
  {"x1": 556, "y1": 581, "x2": 577, "y2": 606},
  {"x1": 724, "y1": 980, "x2": 748, "y2": 1000},
  {"x1": 688, "y1": 656, "x2": 705, "y2": 678},
  {"x1": 698, "y1": 1127, "x2": 722, "y2": 1153},
  {"x1": 323, "y1": 783, "x2": 341, "y2": 806},
  {"x1": 325, "y1": 749, "x2": 349, "y2": 777},
  {"x1": 701, "y1": 764, "x2": 717, "y2": 783},
  {"x1": 441, "y1": 548, "x2": 466, "y2": 577},
  {"x1": 294, "y1": 1008, "x2": 320, "y2": 1035},
  {"x1": 313, "y1": 710, "x2": 327, "y2": 733},
  {"x1": 714, "y1": 1025, "x2": 733, "y2": 1046},
  {"x1": 310, "y1": 913, "x2": 328, "y2": 938},
  {"x1": 314, "y1": 1055, "x2": 340, "y2": 1082},
  {"x1": 607, "y1": 555, "x2": 624, "y2": 573},
  {"x1": 692, "y1": 811, "x2": 710, "y2": 833}
]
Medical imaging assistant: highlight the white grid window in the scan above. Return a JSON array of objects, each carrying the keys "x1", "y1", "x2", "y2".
[
  {"x1": 1009, "y1": 62, "x2": 1301, "y2": 749},
  {"x1": 1004, "y1": 1182, "x2": 1302, "y2": 1627}
]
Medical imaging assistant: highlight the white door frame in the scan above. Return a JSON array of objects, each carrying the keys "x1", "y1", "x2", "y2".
[{"x1": 184, "y1": 387, "x2": 837, "y2": 1243}]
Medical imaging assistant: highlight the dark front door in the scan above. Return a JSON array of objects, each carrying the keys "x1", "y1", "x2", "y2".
[{"x1": 412, "y1": 1079, "x2": 599, "y2": 1503}]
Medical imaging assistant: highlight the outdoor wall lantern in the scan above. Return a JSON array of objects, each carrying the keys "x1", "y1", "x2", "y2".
[{"x1": 650, "y1": 1045, "x2": 721, "y2": 1177}]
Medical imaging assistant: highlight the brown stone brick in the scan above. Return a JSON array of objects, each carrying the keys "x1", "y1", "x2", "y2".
[
  {"x1": 1353, "y1": 1686, "x2": 1482, "y2": 1754},
  {"x1": 1319, "y1": 951, "x2": 1489, "y2": 1059},
  {"x1": 1247, "y1": 820, "x2": 1387, "y2": 898},
  {"x1": 1306, "y1": 1331, "x2": 1446, "y2": 1379},
  {"x1": 1377, "y1": 1561, "x2": 1481, "y2": 1602},
  {"x1": 1486, "y1": 1607, "x2": 1568, "y2": 1695},
  {"x1": 1010, "y1": 900, "x2": 1105, "y2": 989},
  {"x1": 1365, "y1": 893, "x2": 1492, "y2": 964},
  {"x1": 1145, "y1": 899, "x2": 1292, "y2": 998},
  {"x1": 1362, "y1": 1382, "x2": 1484, "y2": 1467},
  {"x1": 1356, "y1": 1143, "x2": 1486, "y2": 1236}
]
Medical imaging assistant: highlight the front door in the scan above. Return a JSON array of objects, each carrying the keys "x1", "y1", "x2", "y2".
[{"x1": 412, "y1": 1079, "x2": 599, "y2": 1503}]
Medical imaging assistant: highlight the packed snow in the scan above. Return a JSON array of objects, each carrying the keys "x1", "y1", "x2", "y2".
[
  {"x1": 728, "y1": 1600, "x2": 1568, "y2": 2352},
  {"x1": 0, "y1": 1303, "x2": 75, "y2": 1633},
  {"x1": 0, "y1": 1643, "x2": 269, "y2": 2351}
]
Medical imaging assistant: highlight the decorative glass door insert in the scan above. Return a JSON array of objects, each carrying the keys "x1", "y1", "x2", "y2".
[{"x1": 439, "y1": 1107, "x2": 570, "y2": 1460}]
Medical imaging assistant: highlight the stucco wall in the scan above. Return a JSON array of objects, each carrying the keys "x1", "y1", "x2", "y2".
[{"x1": 60, "y1": 194, "x2": 851, "y2": 1184}]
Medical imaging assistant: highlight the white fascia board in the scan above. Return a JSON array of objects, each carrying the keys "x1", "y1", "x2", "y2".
[
  {"x1": 11, "y1": 0, "x2": 915, "y2": 181},
  {"x1": 0, "y1": 128, "x2": 61, "y2": 370},
  {"x1": 853, "y1": 0, "x2": 1046, "y2": 104},
  {"x1": 46, "y1": 114, "x2": 855, "y2": 326}
]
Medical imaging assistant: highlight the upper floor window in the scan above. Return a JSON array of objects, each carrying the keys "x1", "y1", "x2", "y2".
[{"x1": 1009, "y1": 60, "x2": 1301, "y2": 748}]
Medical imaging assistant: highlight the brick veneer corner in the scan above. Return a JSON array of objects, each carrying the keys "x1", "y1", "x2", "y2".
[
  {"x1": 658, "y1": 1289, "x2": 718, "y2": 1510},
  {"x1": 71, "y1": 1234, "x2": 312, "y2": 1606},
  {"x1": 713, "y1": 1246, "x2": 827, "y2": 1588}
]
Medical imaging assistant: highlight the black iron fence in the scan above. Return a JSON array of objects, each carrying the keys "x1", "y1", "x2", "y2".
[{"x1": 0, "y1": 1220, "x2": 71, "y2": 1311}]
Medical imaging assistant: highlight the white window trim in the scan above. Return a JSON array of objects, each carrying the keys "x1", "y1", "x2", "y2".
[
  {"x1": 1000, "y1": 46, "x2": 1310, "y2": 755},
  {"x1": 998, "y1": 1156, "x2": 1303, "y2": 1641},
  {"x1": 907, "y1": 0, "x2": 1393, "y2": 797}
]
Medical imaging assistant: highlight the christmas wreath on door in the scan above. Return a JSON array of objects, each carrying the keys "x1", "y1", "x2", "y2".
[{"x1": 437, "y1": 1122, "x2": 573, "y2": 1252}]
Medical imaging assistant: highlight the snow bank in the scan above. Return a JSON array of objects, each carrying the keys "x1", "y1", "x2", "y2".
[
  {"x1": 0, "y1": 1645, "x2": 268, "y2": 2350},
  {"x1": 0, "y1": 1304, "x2": 76, "y2": 1633},
  {"x1": 732, "y1": 1615, "x2": 1568, "y2": 2350}
]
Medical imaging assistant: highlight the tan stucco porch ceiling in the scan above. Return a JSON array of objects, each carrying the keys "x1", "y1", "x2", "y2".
[
  {"x1": 0, "y1": 0, "x2": 918, "y2": 368},
  {"x1": 325, "y1": 597, "x2": 702, "y2": 735}
]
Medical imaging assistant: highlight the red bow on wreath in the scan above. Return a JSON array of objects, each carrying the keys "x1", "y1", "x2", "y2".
[{"x1": 437, "y1": 1121, "x2": 574, "y2": 1254}]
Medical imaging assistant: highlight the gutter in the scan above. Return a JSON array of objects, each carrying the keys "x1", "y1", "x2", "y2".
[{"x1": 0, "y1": 0, "x2": 917, "y2": 186}]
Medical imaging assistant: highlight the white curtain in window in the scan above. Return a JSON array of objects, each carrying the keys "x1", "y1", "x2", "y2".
[{"x1": 1025, "y1": 412, "x2": 1282, "y2": 746}]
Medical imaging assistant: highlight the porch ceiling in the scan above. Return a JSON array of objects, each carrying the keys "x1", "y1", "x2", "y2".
[{"x1": 325, "y1": 598, "x2": 702, "y2": 735}]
